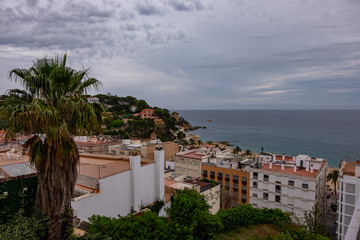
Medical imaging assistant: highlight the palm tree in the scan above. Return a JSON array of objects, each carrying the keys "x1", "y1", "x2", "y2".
[
  {"x1": 233, "y1": 146, "x2": 242, "y2": 154},
  {"x1": 0, "y1": 54, "x2": 102, "y2": 239},
  {"x1": 327, "y1": 169, "x2": 339, "y2": 196},
  {"x1": 245, "y1": 149, "x2": 252, "y2": 156}
]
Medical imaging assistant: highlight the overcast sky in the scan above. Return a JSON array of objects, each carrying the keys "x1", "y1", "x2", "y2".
[{"x1": 0, "y1": 0, "x2": 359, "y2": 109}]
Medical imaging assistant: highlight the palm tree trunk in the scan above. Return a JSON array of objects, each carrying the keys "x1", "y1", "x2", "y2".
[
  {"x1": 49, "y1": 214, "x2": 62, "y2": 240},
  {"x1": 35, "y1": 138, "x2": 79, "y2": 240}
]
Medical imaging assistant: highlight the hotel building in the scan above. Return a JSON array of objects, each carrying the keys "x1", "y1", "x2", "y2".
[
  {"x1": 250, "y1": 153, "x2": 327, "y2": 223},
  {"x1": 337, "y1": 160, "x2": 360, "y2": 240}
]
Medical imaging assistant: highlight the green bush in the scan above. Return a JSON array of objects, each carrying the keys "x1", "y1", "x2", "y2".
[
  {"x1": 0, "y1": 207, "x2": 48, "y2": 240},
  {"x1": 216, "y1": 205, "x2": 291, "y2": 231},
  {"x1": 88, "y1": 212, "x2": 169, "y2": 240}
]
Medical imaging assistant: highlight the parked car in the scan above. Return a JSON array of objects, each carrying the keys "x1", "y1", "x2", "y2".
[{"x1": 331, "y1": 203, "x2": 338, "y2": 211}]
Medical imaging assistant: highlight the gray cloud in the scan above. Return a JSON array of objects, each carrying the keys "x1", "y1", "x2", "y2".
[
  {"x1": 135, "y1": 2, "x2": 165, "y2": 16},
  {"x1": 168, "y1": 0, "x2": 205, "y2": 11},
  {"x1": 0, "y1": 0, "x2": 360, "y2": 110}
]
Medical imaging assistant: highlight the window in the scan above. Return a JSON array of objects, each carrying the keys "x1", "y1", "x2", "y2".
[
  {"x1": 241, "y1": 185, "x2": 247, "y2": 194},
  {"x1": 225, "y1": 174, "x2": 230, "y2": 181},
  {"x1": 302, "y1": 183, "x2": 309, "y2": 189},
  {"x1": 202, "y1": 170, "x2": 208, "y2": 178},
  {"x1": 275, "y1": 195, "x2": 281, "y2": 203},
  {"x1": 217, "y1": 172, "x2": 223, "y2": 180},
  {"x1": 264, "y1": 175, "x2": 269, "y2": 181},
  {"x1": 241, "y1": 194, "x2": 247, "y2": 203},
  {"x1": 275, "y1": 181, "x2": 281, "y2": 184},
  {"x1": 253, "y1": 193, "x2": 258, "y2": 198},
  {"x1": 242, "y1": 177, "x2": 247, "y2": 185},
  {"x1": 253, "y1": 182, "x2": 258, "y2": 189},
  {"x1": 253, "y1": 172, "x2": 258, "y2": 179},
  {"x1": 225, "y1": 182, "x2": 230, "y2": 190},
  {"x1": 210, "y1": 171, "x2": 215, "y2": 179},
  {"x1": 263, "y1": 193, "x2": 268, "y2": 200},
  {"x1": 233, "y1": 175, "x2": 239, "y2": 183},
  {"x1": 288, "y1": 180, "x2": 294, "y2": 186},
  {"x1": 233, "y1": 183, "x2": 239, "y2": 191},
  {"x1": 276, "y1": 185, "x2": 281, "y2": 193}
]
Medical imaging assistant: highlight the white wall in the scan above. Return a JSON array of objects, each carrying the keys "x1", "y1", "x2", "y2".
[
  {"x1": 72, "y1": 170, "x2": 132, "y2": 221},
  {"x1": 72, "y1": 151, "x2": 165, "y2": 222}
]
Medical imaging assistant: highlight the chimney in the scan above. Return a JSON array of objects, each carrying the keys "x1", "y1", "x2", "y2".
[
  {"x1": 306, "y1": 161, "x2": 309, "y2": 172},
  {"x1": 261, "y1": 147, "x2": 264, "y2": 153},
  {"x1": 293, "y1": 155, "x2": 296, "y2": 161},
  {"x1": 281, "y1": 164, "x2": 284, "y2": 170},
  {"x1": 293, "y1": 165, "x2": 297, "y2": 172},
  {"x1": 269, "y1": 162, "x2": 272, "y2": 169},
  {"x1": 273, "y1": 154, "x2": 276, "y2": 161},
  {"x1": 282, "y1": 153, "x2": 285, "y2": 161},
  {"x1": 310, "y1": 165, "x2": 314, "y2": 173}
]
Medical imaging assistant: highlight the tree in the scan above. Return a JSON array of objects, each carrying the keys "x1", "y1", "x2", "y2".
[
  {"x1": 245, "y1": 149, "x2": 252, "y2": 156},
  {"x1": 327, "y1": 169, "x2": 339, "y2": 196},
  {"x1": 304, "y1": 203, "x2": 327, "y2": 236},
  {"x1": 0, "y1": 54, "x2": 102, "y2": 239},
  {"x1": 167, "y1": 188, "x2": 222, "y2": 239},
  {"x1": 233, "y1": 146, "x2": 242, "y2": 154}
]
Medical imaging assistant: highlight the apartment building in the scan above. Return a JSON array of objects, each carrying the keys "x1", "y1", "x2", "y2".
[
  {"x1": 202, "y1": 158, "x2": 251, "y2": 208},
  {"x1": 174, "y1": 150, "x2": 207, "y2": 178},
  {"x1": 250, "y1": 153, "x2": 327, "y2": 223},
  {"x1": 337, "y1": 160, "x2": 360, "y2": 240}
]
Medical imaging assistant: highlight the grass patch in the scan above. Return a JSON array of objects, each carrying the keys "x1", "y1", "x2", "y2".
[{"x1": 216, "y1": 224, "x2": 280, "y2": 240}]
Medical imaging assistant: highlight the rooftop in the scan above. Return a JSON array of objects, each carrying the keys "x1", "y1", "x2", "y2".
[
  {"x1": 342, "y1": 161, "x2": 356, "y2": 177},
  {"x1": 177, "y1": 151, "x2": 207, "y2": 160},
  {"x1": 258, "y1": 161, "x2": 326, "y2": 178}
]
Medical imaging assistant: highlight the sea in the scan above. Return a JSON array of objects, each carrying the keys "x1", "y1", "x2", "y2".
[{"x1": 176, "y1": 110, "x2": 360, "y2": 167}]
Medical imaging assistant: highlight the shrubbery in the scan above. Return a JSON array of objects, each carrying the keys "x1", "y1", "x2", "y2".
[{"x1": 85, "y1": 189, "x2": 330, "y2": 240}]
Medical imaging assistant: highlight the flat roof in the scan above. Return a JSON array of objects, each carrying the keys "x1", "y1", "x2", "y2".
[
  {"x1": 343, "y1": 162, "x2": 356, "y2": 177},
  {"x1": 178, "y1": 152, "x2": 206, "y2": 160},
  {"x1": 78, "y1": 156, "x2": 130, "y2": 179},
  {"x1": 257, "y1": 162, "x2": 326, "y2": 178}
]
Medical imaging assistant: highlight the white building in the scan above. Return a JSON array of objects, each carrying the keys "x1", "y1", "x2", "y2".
[
  {"x1": 71, "y1": 148, "x2": 164, "y2": 222},
  {"x1": 337, "y1": 160, "x2": 360, "y2": 240},
  {"x1": 87, "y1": 96, "x2": 99, "y2": 104},
  {"x1": 250, "y1": 153, "x2": 327, "y2": 223}
]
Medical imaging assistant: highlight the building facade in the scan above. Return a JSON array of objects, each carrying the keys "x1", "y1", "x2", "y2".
[
  {"x1": 202, "y1": 161, "x2": 250, "y2": 208},
  {"x1": 174, "y1": 150, "x2": 206, "y2": 178},
  {"x1": 337, "y1": 160, "x2": 360, "y2": 240},
  {"x1": 250, "y1": 153, "x2": 327, "y2": 224}
]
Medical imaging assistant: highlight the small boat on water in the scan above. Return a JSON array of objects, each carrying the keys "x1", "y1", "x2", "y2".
[{"x1": 208, "y1": 120, "x2": 212, "y2": 122}]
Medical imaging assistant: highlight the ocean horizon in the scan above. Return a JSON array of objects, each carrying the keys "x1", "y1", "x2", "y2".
[{"x1": 175, "y1": 110, "x2": 360, "y2": 167}]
